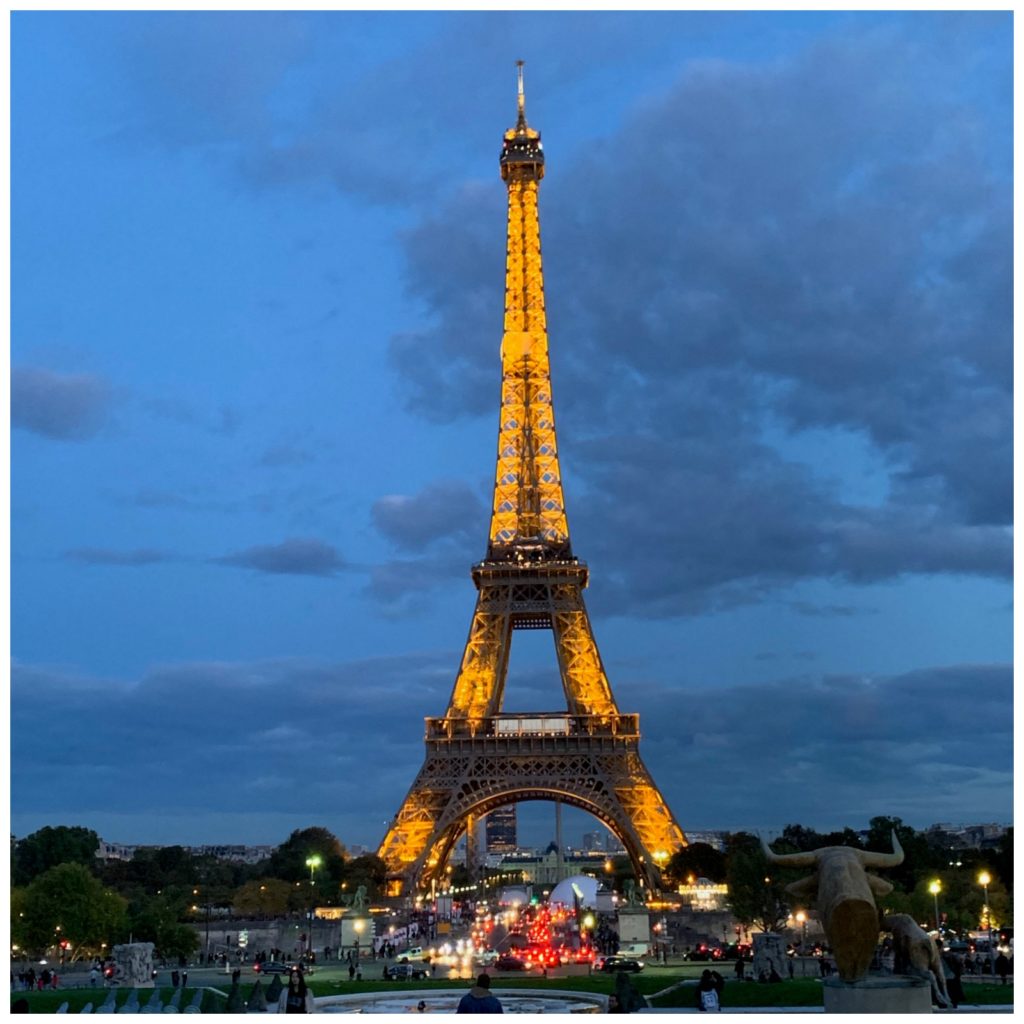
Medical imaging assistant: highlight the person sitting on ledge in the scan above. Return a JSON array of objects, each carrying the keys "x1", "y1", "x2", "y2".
[{"x1": 457, "y1": 973, "x2": 503, "y2": 1014}]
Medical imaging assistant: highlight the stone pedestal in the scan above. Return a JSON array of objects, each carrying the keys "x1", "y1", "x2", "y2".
[
  {"x1": 110, "y1": 942, "x2": 155, "y2": 988},
  {"x1": 616, "y1": 909, "x2": 651, "y2": 947},
  {"x1": 751, "y1": 932, "x2": 788, "y2": 981},
  {"x1": 822, "y1": 974, "x2": 932, "y2": 1013}
]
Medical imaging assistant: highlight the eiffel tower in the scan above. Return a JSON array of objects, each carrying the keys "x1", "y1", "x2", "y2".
[{"x1": 378, "y1": 64, "x2": 686, "y2": 895}]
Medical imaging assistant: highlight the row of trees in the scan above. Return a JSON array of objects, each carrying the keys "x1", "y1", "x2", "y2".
[
  {"x1": 11, "y1": 826, "x2": 387, "y2": 962},
  {"x1": 11, "y1": 817, "x2": 1012, "y2": 960},
  {"x1": 667, "y1": 817, "x2": 1013, "y2": 936}
]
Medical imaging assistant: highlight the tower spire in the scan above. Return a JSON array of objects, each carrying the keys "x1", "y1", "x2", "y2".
[{"x1": 516, "y1": 59, "x2": 527, "y2": 130}]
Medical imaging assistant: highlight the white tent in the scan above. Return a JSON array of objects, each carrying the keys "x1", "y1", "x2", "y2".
[{"x1": 548, "y1": 874, "x2": 599, "y2": 909}]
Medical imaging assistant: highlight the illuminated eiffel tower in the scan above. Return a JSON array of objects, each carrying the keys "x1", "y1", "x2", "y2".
[{"x1": 378, "y1": 64, "x2": 686, "y2": 895}]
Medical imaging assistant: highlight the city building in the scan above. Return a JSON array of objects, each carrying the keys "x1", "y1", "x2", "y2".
[
  {"x1": 498, "y1": 849, "x2": 608, "y2": 886},
  {"x1": 486, "y1": 806, "x2": 518, "y2": 854}
]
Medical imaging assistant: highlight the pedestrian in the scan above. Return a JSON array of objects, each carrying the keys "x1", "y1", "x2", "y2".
[
  {"x1": 348, "y1": 963, "x2": 355, "y2": 981},
  {"x1": 695, "y1": 970, "x2": 721, "y2": 1012},
  {"x1": 995, "y1": 952, "x2": 1010, "y2": 984},
  {"x1": 181, "y1": 970, "x2": 188, "y2": 989},
  {"x1": 734, "y1": 957, "x2": 744, "y2": 981},
  {"x1": 50, "y1": 971, "x2": 59, "y2": 990},
  {"x1": 278, "y1": 968, "x2": 315, "y2": 1014},
  {"x1": 171, "y1": 970, "x2": 180, "y2": 988},
  {"x1": 90, "y1": 966, "x2": 100, "y2": 988},
  {"x1": 456, "y1": 973, "x2": 503, "y2": 1013},
  {"x1": 417, "y1": 1000, "x2": 427, "y2": 1012}
]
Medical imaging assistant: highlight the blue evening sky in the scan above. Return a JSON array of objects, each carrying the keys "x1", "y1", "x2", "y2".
[{"x1": 11, "y1": 10, "x2": 1012, "y2": 851}]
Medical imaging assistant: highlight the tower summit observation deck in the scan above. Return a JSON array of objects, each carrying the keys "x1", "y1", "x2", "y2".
[{"x1": 378, "y1": 64, "x2": 686, "y2": 895}]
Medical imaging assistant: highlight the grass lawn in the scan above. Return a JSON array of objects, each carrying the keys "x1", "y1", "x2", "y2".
[{"x1": 11, "y1": 976, "x2": 1012, "y2": 1012}]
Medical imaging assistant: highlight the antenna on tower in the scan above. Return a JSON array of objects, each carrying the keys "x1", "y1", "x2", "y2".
[{"x1": 516, "y1": 60, "x2": 527, "y2": 130}]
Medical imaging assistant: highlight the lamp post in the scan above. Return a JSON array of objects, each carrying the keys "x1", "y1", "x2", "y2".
[
  {"x1": 306, "y1": 855, "x2": 322, "y2": 959},
  {"x1": 795, "y1": 911, "x2": 807, "y2": 952},
  {"x1": 978, "y1": 871, "x2": 992, "y2": 969},
  {"x1": 928, "y1": 880, "x2": 942, "y2": 935}
]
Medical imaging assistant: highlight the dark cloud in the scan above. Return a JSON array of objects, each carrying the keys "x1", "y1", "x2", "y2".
[
  {"x1": 387, "y1": 22, "x2": 1011, "y2": 616},
  {"x1": 65, "y1": 547, "x2": 167, "y2": 566},
  {"x1": 10, "y1": 657, "x2": 1011, "y2": 841},
  {"x1": 365, "y1": 553, "x2": 466, "y2": 618},
  {"x1": 629, "y1": 662, "x2": 1012, "y2": 830},
  {"x1": 12, "y1": 366, "x2": 112, "y2": 440},
  {"x1": 10, "y1": 654, "x2": 455, "y2": 840},
  {"x1": 213, "y1": 537, "x2": 345, "y2": 577},
  {"x1": 372, "y1": 479, "x2": 487, "y2": 553},
  {"x1": 785, "y1": 601, "x2": 877, "y2": 618}
]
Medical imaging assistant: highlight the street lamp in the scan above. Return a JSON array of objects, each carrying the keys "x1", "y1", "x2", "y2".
[
  {"x1": 978, "y1": 871, "x2": 992, "y2": 966},
  {"x1": 306, "y1": 855, "x2": 323, "y2": 958},
  {"x1": 928, "y1": 880, "x2": 942, "y2": 934},
  {"x1": 795, "y1": 911, "x2": 807, "y2": 951}
]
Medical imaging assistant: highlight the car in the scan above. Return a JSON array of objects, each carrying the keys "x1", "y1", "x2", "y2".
[
  {"x1": 401, "y1": 947, "x2": 427, "y2": 961},
  {"x1": 387, "y1": 962, "x2": 429, "y2": 980},
  {"x1": 594, "y1": 956, "x2": 644, "y2": 974},
  {"x1": 494, "y1": 954, "x2": 528, "y2": 971},
  {"x1": 254, "y1": 961, "x2": 297, "y2": 975}
]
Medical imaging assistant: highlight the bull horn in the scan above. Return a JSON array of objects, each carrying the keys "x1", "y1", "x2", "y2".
[
  {"x1": 858, "y1": 830, "x2": 904, "y2": 868},
  {"x1": 760, "y1": 836, "x2": 816, "y2": 867}
]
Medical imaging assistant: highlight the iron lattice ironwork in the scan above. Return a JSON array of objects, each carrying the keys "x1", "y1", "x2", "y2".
[{"x1": 378, "y1": 64, "x2": 686, "y2": 894}]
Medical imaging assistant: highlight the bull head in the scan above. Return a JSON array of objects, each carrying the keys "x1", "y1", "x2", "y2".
[{"x1": 761, "y1": 830, "x2": 904, "y2": 900}]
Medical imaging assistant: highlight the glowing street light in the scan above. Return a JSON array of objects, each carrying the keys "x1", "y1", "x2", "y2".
[
  {"x1": 928, "y1": 880, "x2": 942, "y2": 933},
  {"x1": 978, "y1": 871, "x2": 992, "y2": 967},
  {"x1": 306, "y1": 855, "x2": 323, "y2": 957},
  {"x1": 795, "y1": 910, "x2": 807, "y2": 950}
]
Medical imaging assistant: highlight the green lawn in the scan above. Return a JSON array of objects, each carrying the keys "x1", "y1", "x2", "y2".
[{"x1": 10, "y1": 976, "x2": 1012, "y2": 1012}]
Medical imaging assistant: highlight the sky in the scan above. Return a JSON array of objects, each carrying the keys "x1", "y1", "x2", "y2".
[{"x1": 10, "y1": 10, "x2": 1013, "y2": 854}]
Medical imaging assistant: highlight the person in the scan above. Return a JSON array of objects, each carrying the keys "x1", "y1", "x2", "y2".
[
  {"x1": 995, "y1": 952, "x2": 1010, "y2": 984},
  {"x1": 456, "y1": 973, "x2": 503, "y2": 1014},
  {"x1": 348, "y1": 963, "x2": 355, "y2": 981},
  {"x1": 90, "y1": 966, "x2": 100, "y2": 988},
  {"x1": 695, "y1": 970, "x2": 721, "y2": 1012},
  {"x1": 734, "y1": 957, "x2": 744, "y2": 981},
  {"x1": 279, "y1": 968, "x2": 315, "y2": 1014},
  {"x1": 417, "y1": 1000, "x2": 427, "y2": 1013}
]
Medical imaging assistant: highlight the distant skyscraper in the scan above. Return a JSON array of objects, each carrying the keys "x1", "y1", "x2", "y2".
[
  {"x1": 486, "y1": 805, "x2": 518, "y2": 854},
  {"x1": 582, "y1": 830, "x2": 605, "y2": 852}
]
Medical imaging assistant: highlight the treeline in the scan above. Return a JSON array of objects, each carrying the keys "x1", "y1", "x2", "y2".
[
  {"x1": 10, "y1": 825, "x2": 387, "y2": 962},
  {"x1": 659, "y1": 816, "x2": 1013, "y2": 935}
]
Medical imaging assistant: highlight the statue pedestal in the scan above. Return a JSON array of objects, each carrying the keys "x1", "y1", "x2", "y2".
[{"x1": 822, "y1": 974, "x2": 931, "y2": 1013}]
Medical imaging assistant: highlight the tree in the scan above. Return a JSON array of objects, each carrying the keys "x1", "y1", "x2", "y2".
[
  {"x1": 341, "y1": 855, "x2": 388, "y2": 901},
  {"x1": 725, "y1": 833, "x2": 791, "y2": 933},
  {"x1": 231, "y1": 879, "x2": 293, "y2": 918},
  {"x1": 666, "y1": 842, "x2": 727, "y2": 884},
  {"x1": 20, "y1": 863, "x2": 127, "y2": 960},
  {"x1": 13, "y1": 826, "x2": 100, "y2": 886},
  {"x1": 266, "y1": 828, "x2": 346, "y2": 885},
  {"x1": 990, "y1": 828, "x2": 1013, "y2": 892},
  {"x1": 866, "y1": 817, "x2": 942, "y2": 892},
  {"x1": 130, "y1": 896, "x2": 199, "y2": 960}
]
